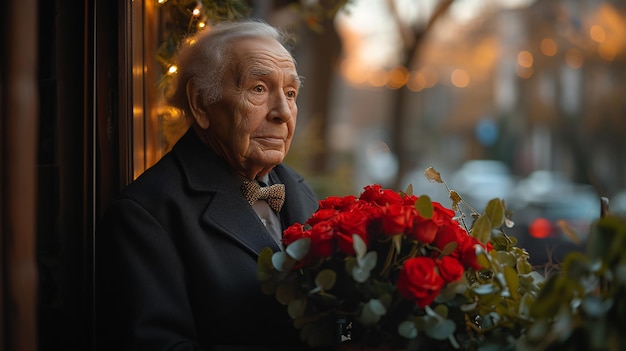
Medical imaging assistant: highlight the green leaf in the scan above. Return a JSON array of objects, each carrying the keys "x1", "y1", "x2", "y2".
[
  {"x1": 288, "y1": 297, "x2": 307, "y2": 318},
  {"x1": 471, "y1": 215, "x2": 492, "y2": 244},
  {"x1": 497, "y1": 251, "x2": 517, "y2": 268},
  {"x1": 484, "y1": 198, "x2": 505, "y2": 228},
  {"x1": 392, "y1": 234, "x2": 403, "y2": 253},
  {"x1": 441, "y1": 241, "x2": 458, "y2": 256},
  {"x1": 357, "y1": 251, "x2": 377, "y2": 271},
  {"x1": 472, "y1": 283, "x2": 498, "y2": 295},
  {"x1": 315, "y1": 269, "x2": 337, "y2": 291},
  {"x1": 271, "y1": 251, "x2": 295, "y2": 272},
  {"x1": 398, "y1": 320, "x2": 418, "y2": 339},
  {"x1": 425, "y1": 317, "x2": 456, "y2": 340},
  {"x1": 433, "y1": 304, "x2": 450, "y2": 319},
  {"x1": 286, "y1": 237, "x2": 311, "y2": 261},
  {"x1": 275, "y1": 282, "x2": 297, "y2": 305},
  {"x1": 587, "y1": 216, "x2": 626, "y2": 266},
  {"x1": 416, "y1": 194, "x2": 433, "y2": 219},
  {"x1": 257, "y1": 247, "x2": 274, "y2": 281},
  {"x1": 503, "y1": 266, "x2": 520, "y2": 299},
  {"x1": 353, "y1": 234, "x2": 367, "y2": 259},
  {"x1": 476, "y1": 251, "x2": 491, "y2": 269},
  {"x1": 357, "y1": 299, "x2": 387, "y2": 326},
  {"x1": 405, "y1": 183, "x2": 414, "y2": 196}
]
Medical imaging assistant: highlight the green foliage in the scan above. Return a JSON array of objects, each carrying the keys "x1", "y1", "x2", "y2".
[{"x1": 520, "y1": 215, "x2": 626, "y2": 351}]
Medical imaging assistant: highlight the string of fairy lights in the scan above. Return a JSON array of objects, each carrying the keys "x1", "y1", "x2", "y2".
[{"x1": 155, "y1": 0, "x2": 351, "y2": 90}]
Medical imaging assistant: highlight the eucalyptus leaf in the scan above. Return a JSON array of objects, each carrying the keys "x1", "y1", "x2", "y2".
[
  {"x1": 497, "y1": 251, "x2": 517, "y2": 267},
  {"x1": 271, "y1": 251, "x2": 289, "y2": 272},
  {"x1": 484, "y1": 198, "x2": 505, "y2": 228},
  {"x1": 398, "y1": 320, "x2": 418, "y2": 339},
  {"x1": 352, "y1": 265, "x2": 371, "y2": 283},
  {"x1": 582, "y1": 295, "x2": 613, "y2": 317},
  {"x1": 518, "y1": 292, "x2": 535, "y2": 318},
  {"x1": 471, "y1": 215, "x2": 492, "y2": 244},
  {"x1": 503, "y1": 266, "x2": 520, "y2": 299},
  {"x1": 257, "y1": 247, "x2": 275, "y2": 280},
  {"x1": 441, "y1": 241, "x2": 458, "y2": 256},
  {"x1": 416, "y1": 194, "x2": 433, "y2": 219},
  {"x1": 460, "y1": 302, "x2": 478, "y2": 312},
  {"x1": 357, "y1": 251, "x2": 378, "y2": 271},
  {"x1": 315, "y1": 269, "x2": 337, "y2": 291},
  {"x1": 433, "y1": 304, "x2": 449, "y2": 319},
  {"x1": 425, "y1": 318, "x2": 456, "y2": 340},
  {"x1": 476, "y1": 249, "x2": 491, "y2": 269},
  {"x1": 472, "y1": 283, "x2": 498, "y2": 295},
  {"x1": 353, "y1": 234, "x2": 367, "y2": 259},
  {"x1": 287, "y1": 297, "x2": 307, "y2": 318},
  {"x1": 424, "y1": 306, "x2": 443, "y2": 321},
  {"x1": 357, "y1": 299, "x2": 387, "y2": 326},
  {"x1": 285, "y1": 237, "x2": 311, "y2": 261},
  {"x1": 275, "y1": 282, "x2": 297, "y2": 305}
]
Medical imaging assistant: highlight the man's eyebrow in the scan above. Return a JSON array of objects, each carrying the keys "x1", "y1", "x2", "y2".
[
  {"x1": 250, "y1": 68, "x2": 271, "y2": 78},
  {"x1": 248, "y1": 68, "x2": 302, "y2": 88}
]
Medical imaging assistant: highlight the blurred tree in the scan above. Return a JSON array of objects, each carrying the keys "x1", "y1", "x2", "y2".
[{"x1": 386, "y1": 0, "x2": 454, "y2": 189}]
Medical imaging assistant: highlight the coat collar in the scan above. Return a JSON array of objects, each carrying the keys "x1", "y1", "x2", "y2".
[{"x1": 170, "y1": 129, "x2": 317, "y2": 256}]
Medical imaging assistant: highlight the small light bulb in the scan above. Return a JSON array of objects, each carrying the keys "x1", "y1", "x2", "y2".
[
  {"x1": 192, "y1": 8, "x2": 200, "y2": 16},
  {"x1": 168, "y1": 65, "x2": 178, "y2": 74},
  {"x1": 198, "y1": 22, "x2": 206, "y2": 29},
  {"x1": 157, "y1": 0, "x2": 168, "y2": 3}
]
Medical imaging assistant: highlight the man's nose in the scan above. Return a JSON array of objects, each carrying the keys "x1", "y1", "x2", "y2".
[{"x1": 268, "y1": 92, "x2": 292, "y2": 122}]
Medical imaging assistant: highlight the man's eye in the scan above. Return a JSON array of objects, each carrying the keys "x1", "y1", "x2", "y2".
[
  {"x1": 253, "y1": 85, "x2": 264, "y2": 93},
  {"x1": 286, "y1": 90, "x2": 297, "y2": 99}
]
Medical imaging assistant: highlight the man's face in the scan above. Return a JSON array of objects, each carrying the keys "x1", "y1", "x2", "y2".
[{"x1": 201, "y1": 37, "x2": 300, "y2": 180}]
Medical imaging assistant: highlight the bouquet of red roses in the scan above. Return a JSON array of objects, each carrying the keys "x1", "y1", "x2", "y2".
[{"x1": 258, "y1": 168, "x2": 542, "y2": 350}]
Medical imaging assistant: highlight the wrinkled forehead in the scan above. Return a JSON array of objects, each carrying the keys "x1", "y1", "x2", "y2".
[{"x1": 228, "y1": 37, "x2": 300, "y2": 83}]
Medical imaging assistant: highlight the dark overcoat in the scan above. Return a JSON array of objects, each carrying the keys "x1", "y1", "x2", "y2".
[{"x1": 95, "y1": 129, "x2": 320, "y2": 351}]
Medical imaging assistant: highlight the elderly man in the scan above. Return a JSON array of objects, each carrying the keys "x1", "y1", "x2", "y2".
[{"x1": 95, "y1": 21, "x2": 319, "y2": 350}]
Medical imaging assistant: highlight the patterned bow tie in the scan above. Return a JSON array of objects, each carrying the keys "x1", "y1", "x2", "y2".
[{"x1": 241, "y1": 180, "x2": 286, "y2": 212}]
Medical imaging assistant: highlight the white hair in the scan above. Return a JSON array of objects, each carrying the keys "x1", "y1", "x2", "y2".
[{"x1": 166, "y1": 20, "x2": 296, "y2": 118}]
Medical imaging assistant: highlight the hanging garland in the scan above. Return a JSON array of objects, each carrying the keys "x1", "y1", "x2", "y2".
[{"x1": 156, "y1": 0, "x2": 352, "y2": 84}]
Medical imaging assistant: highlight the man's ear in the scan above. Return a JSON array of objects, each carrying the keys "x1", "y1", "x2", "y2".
[{"x1": 186, "y1": 80, "x2": 210, "y2": 129}]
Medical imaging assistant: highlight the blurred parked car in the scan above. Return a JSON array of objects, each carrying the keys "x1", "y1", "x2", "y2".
[
  {"x1": 506, "y1": 170, "x2": 601, "y2": 266},
  {"x1": 449, "y1": 160, "x2": 516, "y2": 211}
]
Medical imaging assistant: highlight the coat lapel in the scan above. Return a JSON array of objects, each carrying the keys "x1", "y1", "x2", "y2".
[{"x1": 173, "y1": 129, "x2": 281, "y2": 256}]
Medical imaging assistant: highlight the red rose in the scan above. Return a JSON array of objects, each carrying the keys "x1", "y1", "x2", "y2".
[
  {"x1": 335, "y1": 211, "x2": 370, "y2": 255},
  {"x1": 380, "y1": 204, "x2": 412, "y2": 235},
  {"x1": 409, "y1": 216, "x2": 438, "y2": 244},
  {"x1": 460, "y1": 236, "x2": 488, "y2": 270},
  {"x1": 377, "y1": 189, "x2": 404, "y2": 206},
  {"x1": 432, "y1": 222, "x2": 469, "y2": 260},
  {"x1": 396, "y1": 256, "x2": 444, "y2": 308},
  {"x1": 318, "y1": 195, "x2": 357, "y2": 210},
  {"x1": 437, "y1": 256, "x2": 465, "y2": 283},
  {"x1": 431, "y1": 201, "x2": 456, "y2": 224},
  {"x1": 359, "y1": 184, "x2": 384, "y2": 203},
  {"x1": 282, "y1": 222, "x2": 306, "y2": 247},
  {"x1": 402, "y1": 194, "x2": 418, "y2": 206},
  {"x1": 308, "y1": 220, "x2": 336, "y2": 258},
  {"x1": 306, "y1": 208, "x2": 338, "y2": 226}
]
